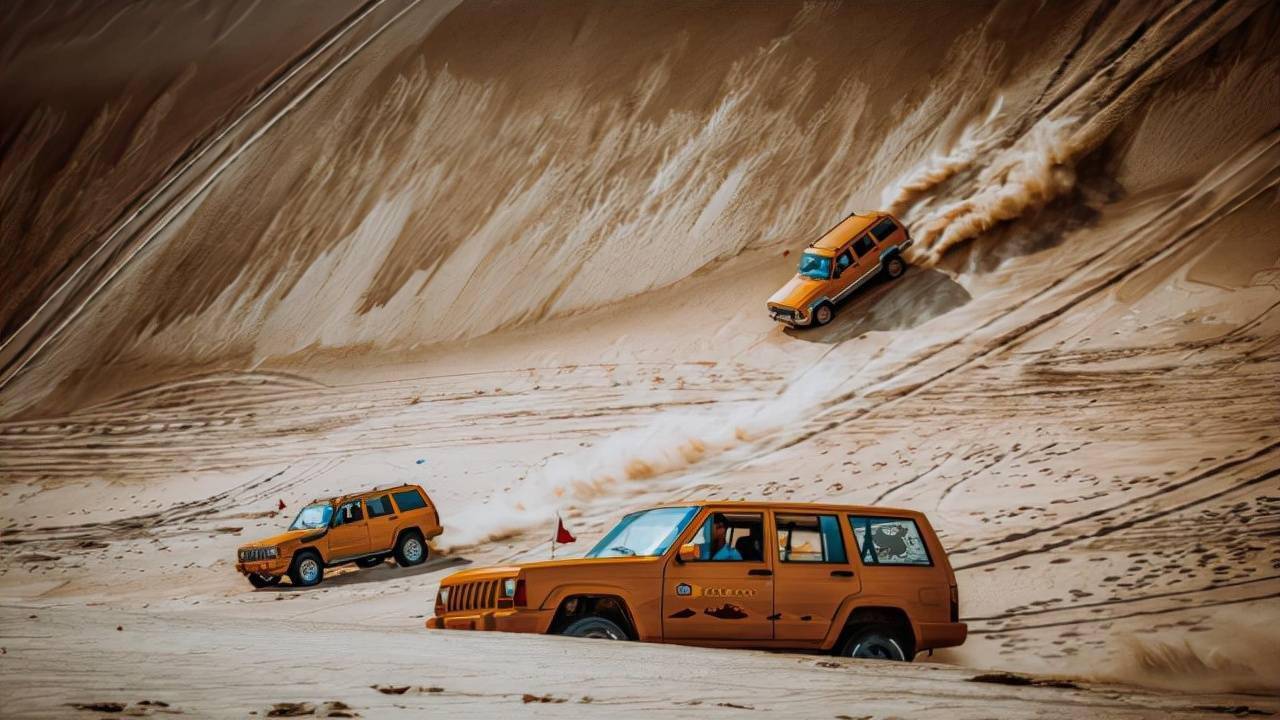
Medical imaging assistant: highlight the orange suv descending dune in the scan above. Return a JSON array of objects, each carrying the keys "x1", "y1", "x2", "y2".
[
  {"x1": 427, "y1": 501, "x2": 965, "y2": 661},
  {"x1": 236, "y1": 484, "x2": 442, "y2": 588},
  {"x1": 769, "y1": 212, "x2": 912, "y2": 327}
]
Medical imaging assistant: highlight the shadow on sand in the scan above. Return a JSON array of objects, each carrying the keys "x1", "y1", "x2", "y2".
[
  {"x1": 784, "y1": 266, "x2": 971, "y2": 345},
  {"x1": 260, "y1": 553, "x2": 470, "y2": 592}
]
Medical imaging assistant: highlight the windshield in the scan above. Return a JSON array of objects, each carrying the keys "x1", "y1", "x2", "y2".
[
  {"x1": 289, "y1": 503, "x2": 333, "y2": 531},
  {"x1": 586, "y1": 506, "x2": 698, "y2": 558},
  {"x1": 798, "y1": 252, "x2": 831, "y2": 279}
]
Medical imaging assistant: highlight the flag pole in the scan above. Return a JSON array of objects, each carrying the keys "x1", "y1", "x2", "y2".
[{"x1": 551, "y1": 515, "x2": 556, "y2": 559}]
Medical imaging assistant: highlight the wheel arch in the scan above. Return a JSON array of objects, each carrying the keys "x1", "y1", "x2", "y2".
[
  {"x1": 545, "y1": 591, "x2": 641, "y2": 640},
  {"x1": 823, "y1": 598, "x2": 919, "y2": 654}
]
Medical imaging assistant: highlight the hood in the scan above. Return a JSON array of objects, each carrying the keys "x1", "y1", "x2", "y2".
[
  {"x1": 240, "y1": 527, "x2": 324, "y2": 549},
  {"x1": 768, "y1": 275, "x2": 826, "y2": 309},
  {"x1": 439, "y1": 555, "x2": 658, "y2": 584}
]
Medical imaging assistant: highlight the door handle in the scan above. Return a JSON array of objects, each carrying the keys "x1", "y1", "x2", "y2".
[
  {"x1": 830, "y1": 570, "x2": 854, "y2": 578},
  {"x1": 748, "y1": 569, "x2": 773, "y2": 577},
  {"x1": 387, "y1": 515, "x2": 398, "y2": 520}
]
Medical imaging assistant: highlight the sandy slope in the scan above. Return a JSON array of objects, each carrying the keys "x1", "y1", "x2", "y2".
[{"x1": 2, "y1": 0, "x2": 1280, "y2": 717}]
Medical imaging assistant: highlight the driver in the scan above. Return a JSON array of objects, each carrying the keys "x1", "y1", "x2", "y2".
[{"x1": 703, "y1": 514, "x2": 742, "y2": 561}]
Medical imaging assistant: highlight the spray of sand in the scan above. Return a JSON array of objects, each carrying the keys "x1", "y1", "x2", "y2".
[
  {"x1": 437, "y1": 365, "x2": 839, "y2": 550},
  {"x1": 1097, "y1": 618, "x2": 1280, "y2": 695}
]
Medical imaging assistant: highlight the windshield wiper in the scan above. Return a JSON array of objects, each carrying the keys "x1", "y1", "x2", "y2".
[{"x1": 609, "y1": 545, "x2": 636, "y2": 556}]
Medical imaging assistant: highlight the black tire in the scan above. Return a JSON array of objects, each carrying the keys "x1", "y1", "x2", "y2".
[
  {"x1": 355, "y1": 556, "x2": 385, "y2": 569},
  {"x1": 884, "y1": 254, "x2": 907, "y2": 279},
  {"x1": 840, "y1": 624, "x2": 911, "y2": 661},
  {"x1": 247, "y1": 573, "x2": 280, "y2": 589},
  {"x1": 394, "y1": 531, "x2": 427, "y2": 567},
  {"x1": 288, "y1": 551, "x2": 324, "y2": 587},
  {"x1": 812, "y1": 302, "x2": 835, "y2": 327},
  {"x1": 560, "y1": 616, "x2": 629, "y2": 640}
]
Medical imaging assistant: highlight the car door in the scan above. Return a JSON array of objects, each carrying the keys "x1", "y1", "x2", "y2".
[
  {"x1": 327, "y1": 499, "x2": 371, "y2": 559},
  {"x1": 770, "y1": 511, "x2": 861, "y2": 645},
  {"x1": 662, "y1": 509, "x2": 774, "y2": 641},
  {"x1": 850, "y1": 232, "x2": 881, "y2": 280},
  {"x1": 829, "y1": 247, "x2": 859, "y2": 301},
  {"x1": 363, "y1": 494, "x2": 398, "y2": 551}
]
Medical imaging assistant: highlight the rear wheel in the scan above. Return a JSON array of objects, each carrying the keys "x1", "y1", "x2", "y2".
[
  {"x1": 288, "y1": 552, "x2": 324, "y2": 587},
  {"x1": 841, "y1": 624, "x2": 911, "y2": 661},
  {"x1": 394, "y1": 532, "x2": 427, "y2": 567},
  {"x1": 247, "y1": 573, "x2": 280, "y2": 589},
  {"x1": 560, "y1": 616, "x2": 628, "y2": 640},
  {"x1": 884, "y1": 255, "x2": 907, "y2": 279},
  {"x1": 813, "y1": 303, "x2": 835, "y2": 327}
]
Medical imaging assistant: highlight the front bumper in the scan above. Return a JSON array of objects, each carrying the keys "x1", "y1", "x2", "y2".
[
  {"x1": 768, "y1": 307, "x2": 811, "y2": 326},
  {"x1": 425, "y1": 608, "x2": 553, "y2": 634},
  {"x1": 237, "y1": 559, "x2": 290, "y2": 577}
]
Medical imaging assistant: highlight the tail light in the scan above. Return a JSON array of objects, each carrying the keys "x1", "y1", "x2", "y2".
[
  {"x1": 949, "y1": 583, "x2": 959, "y2": 623},
  {"x1": 513, "y1": 579, "x2": 527, "y2": 607}
]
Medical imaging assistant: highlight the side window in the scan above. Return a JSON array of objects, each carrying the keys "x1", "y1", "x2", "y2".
[
  {"x1": 334, "y1": 500, "x2": 364, "y2": 526},
  {"x1": 690, "y1": 512, "x2": 764, "y2": 561},
  {"x1": 852, "y1": 235, "x2": 875, "y2": 257},
  {"x1": 848, "y1": 516, "x2": 932, "y2": 566},
  {"x1": 836, "y1": 250, "x2": 853, "y2": 270},
  {"x1": 392, "y1": 489, "x2": 427, "y2": 512},
  {"x1": 366, "y1": 495, "x2": 394, "y2": 518},
  {"x1": 870, "y1": 218, "x2": 898, "y2": 242},
  {"x1": 776, "y1": 514, "x2": 847, "y2": 563}
]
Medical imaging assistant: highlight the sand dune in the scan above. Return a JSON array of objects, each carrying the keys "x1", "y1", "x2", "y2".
[{"x1": 2, "y1": 0, "x2": 1279, "y2": 717}]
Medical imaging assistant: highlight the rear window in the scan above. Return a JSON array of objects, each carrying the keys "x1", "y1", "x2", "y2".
[
  {"x1": 870, "y1": 218, "x2": 898, "y2": 241},
  {"x1": 848, "y1": 516, "x2": 932, "y2": 566},
  {"x1": 392, "y1": 489, "x2": 428, "y2": 512}
]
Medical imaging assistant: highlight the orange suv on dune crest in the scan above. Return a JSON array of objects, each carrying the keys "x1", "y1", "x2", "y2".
[
  {"x1": 236, "y1": 484, "x2": 442, "y2": 588},
  {"x1": 768, "y1": 212, "x2": 912, "y2": 327},
  {"x1": 427, "y1": 501, "x2": 965, "y2": 661}
]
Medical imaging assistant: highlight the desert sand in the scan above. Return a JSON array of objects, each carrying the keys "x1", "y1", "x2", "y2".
[{"x1": 2, "y1": 1, "x2": 1279, "y2": 717}]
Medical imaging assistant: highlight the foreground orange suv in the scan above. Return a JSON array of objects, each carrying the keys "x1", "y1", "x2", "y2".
[
  {"x1": 427, "y1": 501, "x2": 965, "y2": 661},
  {"x1": 236, "y1": 484, "x2": 442, "y2": 588},
  {"x1": 768, "y1": 212, "x2": 912, "y2": 327}
]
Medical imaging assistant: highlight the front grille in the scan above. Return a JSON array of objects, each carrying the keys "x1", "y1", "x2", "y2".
[
  {"x1": 445, "y1": 580, "x2": 500, "y2": 612},
  {"x1": 769, "y1": 306, "x2": 796, "y2": 319},
  {"x1": 239, "y1": 548, "x2": 275, "y2": 562}
]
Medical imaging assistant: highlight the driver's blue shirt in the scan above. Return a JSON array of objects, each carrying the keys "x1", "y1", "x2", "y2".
[{"x1": 703, "y1": 543, "x2": 743, "y2": 561}]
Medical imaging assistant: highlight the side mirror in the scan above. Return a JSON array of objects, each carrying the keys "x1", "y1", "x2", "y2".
[{"x1": 677, "y1": 543, "x2": 699, "y2": 563}]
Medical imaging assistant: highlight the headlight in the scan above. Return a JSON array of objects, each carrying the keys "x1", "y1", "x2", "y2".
[
  {"x1": 503, "y1": 578, "x2": 517, "y2": 597},
  {"x1": 438, "y1": 587, "x2": 450, "y2": 605},
  {"x1": 267, "y1": 547, "x2": 279, "y2": 559}
]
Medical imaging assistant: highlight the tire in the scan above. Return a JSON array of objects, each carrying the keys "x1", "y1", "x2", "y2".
[
  {"x1": 356, "y1": 556, "x2": 385, "y2": 569},
  {"x1": 247, "y1": 573, "x2": 280, "y2": 589},
  {"x1": 841, "y1": 624, "x2": 911, "y2": 661},
  {"x1": 884, "y1": 255, "x2": 906, "y2": 279},
  {"x1": 560, "y1": 616, "x2": 629, "y2": 640},
  {"x1": 394, "y1": 531, "x2": 427, "y2": 567},
  {"x1": 288, "y1": 551, "x2": 324, "y2": 587},
  {"x1": 812, "y1": 303, "x2": 835, "y2": 327}
]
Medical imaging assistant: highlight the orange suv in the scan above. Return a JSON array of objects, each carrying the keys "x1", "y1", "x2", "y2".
[
  {"x1": 768, "y1": 212, "x2": 912, "y2": 327},
  {"x1": 236, "y1": 484, "x2": 442, "y2": 588},
  {"x1": 427, "y1": 501, "x2": 965, "y2": 661}
]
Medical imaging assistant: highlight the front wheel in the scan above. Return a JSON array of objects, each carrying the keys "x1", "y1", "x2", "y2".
[
  {"x1": 247, "y1": 573, "x2": 280, "y2": 589},
  {"x1": 560, "y1": 616, "x2": 628, "y2": 640},
  {"x1": 288, "y1": 552, "x2": 324, "y2": 587},
  {"x1": 884, "y1": 255, "x2": 907, "y2": 279},
  {"x1": 812, "y1": 303, "x2": 835, "y2": 327},
  {"x1": 394, "y1": 532, "x2": 427, "y2": 567},
  {"x1": 841, "y1": 625, "x2": 911, "y2": 661}
]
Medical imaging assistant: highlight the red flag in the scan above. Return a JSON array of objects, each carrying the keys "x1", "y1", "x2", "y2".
[{"x1": 555, "y1": 516, "x2": 576, "y2": 544}]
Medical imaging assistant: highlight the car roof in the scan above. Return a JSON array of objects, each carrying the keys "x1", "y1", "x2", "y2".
[
  {"x1": 809, "y1": 212, "x2": 884, "y2": 251},
  {"x1": 319, "y1": 483, "x2": 422, "y2": 505},
  {"x1": 647, "y1": 499, "x2": 927, "y2": 519}
]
